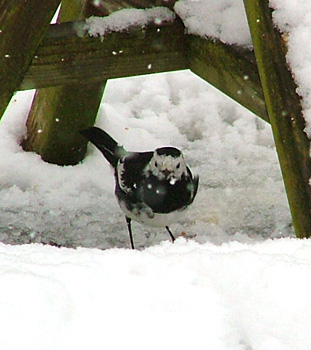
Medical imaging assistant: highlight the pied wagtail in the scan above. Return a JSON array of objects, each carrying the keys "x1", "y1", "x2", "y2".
[{"x1": 80, "y1": 127, "x2": 199, "y2": 249}]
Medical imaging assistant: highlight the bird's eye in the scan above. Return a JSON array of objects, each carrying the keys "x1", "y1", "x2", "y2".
[
  {"x1": 176, "y1": 163, "x2": 180, "y2": 169},
  {"x1": 155, "y1": 161, "x2": 158, "y2": 167}
]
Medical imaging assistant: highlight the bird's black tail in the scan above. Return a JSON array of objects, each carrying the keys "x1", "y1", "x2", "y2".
[{"x1": 80, "y1": 127, "x2": 126, "y2": 168}]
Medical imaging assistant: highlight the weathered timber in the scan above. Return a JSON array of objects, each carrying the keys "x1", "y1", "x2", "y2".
[
  {"x1": 19, "y1": 18, "x2": 269, "y2": 124},
  {"x1": 22, "y1": 0, "x2": 107, "y2": 166},
  {"x1": 189, "y1": 36, "x2": 269, "y2": 123},
  {"x1": 0, "y1": 0, "x2": 61, "y2": 118},
  {"x1": 92, "y1": 0, "x2": 152, "y2": 16},
  {"x1": 244, "y1": 0, "x2": 311, "y2": 238},
  {"x1": 20, "y1": 18, "x2": 189, "y2": 90},
  {"x1": 97, "y1": 0, "x2": 175, "y2": 15}
]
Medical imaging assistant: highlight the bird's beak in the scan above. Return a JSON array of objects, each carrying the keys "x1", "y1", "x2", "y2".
[
  {"x1": 162, "y1": 169, "x2": 172, "y2": 178},
  {"x1": 162, "y1": 169, "x2": 178, "y2": 185}
]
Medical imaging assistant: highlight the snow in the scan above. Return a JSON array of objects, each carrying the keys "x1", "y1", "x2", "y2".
[
  {"x1": 174, "y1": 0, "x2": 252, "y2": 46},
  {"x1": 2, "y1": 238, "x2": 311, "y2": 349},
  {"x1": 1, "y1": 1, "x2": 311, "y2": 348},
  {"x1": 84, "y1": 7, "x2": 175, "y2": 37}
]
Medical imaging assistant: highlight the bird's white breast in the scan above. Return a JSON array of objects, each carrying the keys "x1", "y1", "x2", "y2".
[{"x1": 118, "y1": 199, "x2": 187, "y2": 227}]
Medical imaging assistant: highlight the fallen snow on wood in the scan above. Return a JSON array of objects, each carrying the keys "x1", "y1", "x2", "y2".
[
  {"x1": 84, "y1": 7, "x2": 175, "y2": 37},
  {"x1": 174, "y1": 0, "x2": 252, "y2": 46}
]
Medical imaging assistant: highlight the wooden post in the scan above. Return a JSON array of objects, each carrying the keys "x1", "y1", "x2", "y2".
[
  {"x1": 22, "y1": 0, "x2": 106, "y2": 166},
  {"x1": 0, "y1": 0, "x2": 60, "y2": 118},
  {"x1": 243, "y1": 0, "x2": 311, "y2": 238}
]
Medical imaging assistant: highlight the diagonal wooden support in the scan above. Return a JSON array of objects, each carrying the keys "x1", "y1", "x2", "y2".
[
  {"x1": 244, "y1": 0, "x2": 311, "y2": 238},
  {"x1": 189, "y1": 36, "x2": 269, "y2": 123},
  {"x1": 0, "y1": 0, "x2": 61, "y2": 118}
]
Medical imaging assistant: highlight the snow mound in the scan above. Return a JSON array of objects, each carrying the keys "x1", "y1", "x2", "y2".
[{"x1": 1, "y1": 238, "x2": 311, "y2": 349}]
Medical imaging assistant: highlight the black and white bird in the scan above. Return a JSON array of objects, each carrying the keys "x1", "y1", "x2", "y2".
[{"x1": 80, "y1": 127, "x2": 199, "y2": 249}]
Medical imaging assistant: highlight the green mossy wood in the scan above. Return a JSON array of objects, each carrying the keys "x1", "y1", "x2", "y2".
[
  {"x1": 244, "y1": 0, "x2": 311, "y2": 238},
  {"x1": 22, "y1": 0, "x2": 107, "y2": 166},
  {"x1": 22, "y1": 84, "x2": 106, "y2": 165},
  {"x1": 0, "y1": 0, "x2": 60, "y2": 118}
]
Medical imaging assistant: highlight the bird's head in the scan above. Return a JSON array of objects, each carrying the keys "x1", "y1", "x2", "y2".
[{"x1": 144, "y1": 147, "x2": 188, "y2": 182}]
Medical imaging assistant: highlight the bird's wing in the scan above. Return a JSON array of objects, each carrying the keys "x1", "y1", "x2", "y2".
[
  {"x1": 185, "y1": 166, "x2": 199, "y2": 205},
  {"x1": 117, "y1": 151, "x2": 153, "y2": 194},
  {"x1": 190, "y1": 175, "x2": 199, "y2": 204}
]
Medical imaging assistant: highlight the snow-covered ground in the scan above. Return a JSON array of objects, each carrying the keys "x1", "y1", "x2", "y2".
[
  {"x1": 0, "y1": 0, "x2": 311, "y2": 348},
  {"x1": 2, "y1": 238, "x2": 311, "y2": 350},
  {"x1": 0, "y1": 71, "x2": 292, "y2": 248}
]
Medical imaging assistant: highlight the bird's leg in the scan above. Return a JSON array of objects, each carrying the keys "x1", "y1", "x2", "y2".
[
  {"x1": 126, "y1": 217, "x2": 135, "y2": 249},
  {"x1": 165, "y1": 226, "x2": 175, "y2": 243}
]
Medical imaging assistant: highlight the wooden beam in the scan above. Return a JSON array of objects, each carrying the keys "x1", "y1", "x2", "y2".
[
  {"x1": 19, "y1": 17, "x2": 269, "y2": 123},
  {"x1": 244, "y1": 0, "x2": 311, "y2": 238},
  {"x1": 85, "y1": 0, "x2": 176, "y2": 16},
  {"x1": 89, "y1": 0, "x2": 153, "y2": 16},
  {"x1": 20, "y1": 18, "x2": 189, "y2": 90},
  {"x1": 0, "y1": 0, "x2": 61, "y2": 118}
]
